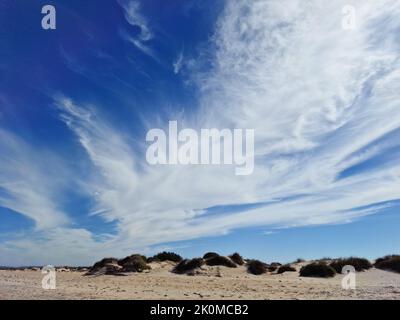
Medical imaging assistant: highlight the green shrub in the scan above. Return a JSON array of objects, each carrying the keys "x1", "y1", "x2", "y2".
[
  {"x1": 173, "y1": 258, "x2": 204, "y2": 274},
  {"x1": 229, "y1": 253, "x2": 245, "y2": 265},
  {"x1": 268, "y1": 265, "x2": 278, "y2": 272},
  {"x1": 146, "y1": 257, "x2": 157, "y2": 263},
  {"x1": 86, "y1": 257, "x2": 122, "y2": 275},
  {"x1": 277, "y1": 265, "x2": 296, "y2": 274},
  {"x1": 247, "y1": 260, "x2": 268, "y2": 275},
  {"x1": 118, "y1": 254, "x2": 150, "y2": 272},
  {"x1": 205, "y1": 255, "x2": 237, "y2": 268},
  {"x1": 203, "y1": 252, "x2": 219, "y2": 260},
  {"x1": 104, "y1": 264, "x2": 123, "y2": 275},
  {"x1": 330, "y1": 257, "x2": 372, "y2": 273},
  {"x1": 294, "y1": 258, "x2": 305, "y2": 263},
  {"x1": 374, "y1": 255, "x2": 400, "y2": 265},
  {"x1": 268, "y1": 262, "x2": 281, "y2": 272},
  {"x1": 148, "y1": 251, "x2": 183, "y2": 263},
  {"x1": 300, "y1": 262, "x2": 336, "y2": 278},
  {"x1": 270, "y1": 262, "x2": 282, "y2": 267},
  {"x1": 375, "y1": 255, "x2": 400, "y2": 273},
  {"x1": 119, "y1": 254, "x2": 147, "y2": 265},
  {"x1": 91, "y1": 257, "x2": 119, "y2": 270}
]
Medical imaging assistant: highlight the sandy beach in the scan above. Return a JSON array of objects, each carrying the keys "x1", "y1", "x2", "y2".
[{"x1": 1, "y1": 261, "x2": 399, "y2": 300}]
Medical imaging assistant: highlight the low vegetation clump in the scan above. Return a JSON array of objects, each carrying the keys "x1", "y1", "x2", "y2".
[
  {"x1": 315, "y1": 257, "x2": 332, "y2": 264},
  {"x1": 86, "y1": 257, "x2": 122, "y2": 275},
  {"x1": 374, "y1": 255, "x2": 400, "y2": 273},
  {"x1": 173, "y1": 258, "x2": 205, "y2": 274},
  {"x1": 229, "y1": 253, "x2": 245, "y2": 265},
  {"x1": 329, "y1": 257, "x2": 372, "y2": 273},
  {"x1": 268, "y1": 265, "x2": 278, "y2": 272},
  {"x1": 270, "y1": 262, "x2": 282, "y2": 267},
  {"x1": 147, "y1": 251, "x2": 183, "y2": 263},
  {"x1": 205, "y1": 255, "x2": 237, "y2": 268},
  {"x1": 118, "y1": 254, "x2": 150, "y2": 272},
  {"x1": 247, "y1": 260, "x2": 268, "y2": 275},
  {"x1": 203, "y1": 252, "x2": 220, "y2": 260},
  {"x1": 299, "y1": 262, "x2": 336, "y2": 278},
  {"x1": 268, "y1": 262, "x2": 281, "y2": 272},
  {"x1": 294, "y1": 258, "x2": 305, "y2": 263},
  {"x1": 104, "y1": 264, "x2": 123, "y2": 275},
  {"x1": 119, "y1": 254, "x2": 147, "y2": 265},
  {"x1": 374, "y1": 255, "x2": 400, "y2": 265},
  {"x1": 320, "y1": 257, "x2": 332, "y2": 261},
  {"x1": 277, "y1": 265, "x2": 296, "y2": 274},
  {"x1": 91, "y1": 257, "x2": 119, "y2": 270}
]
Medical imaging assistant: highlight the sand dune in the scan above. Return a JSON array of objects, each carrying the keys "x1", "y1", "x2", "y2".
[{"x1": 1, "y1": 261, "x2": 400, "y2": 300}]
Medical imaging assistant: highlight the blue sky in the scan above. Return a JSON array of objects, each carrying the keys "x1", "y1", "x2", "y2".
[{"x1": 0, "y1": 0, "x2": 400, "y2": 266}]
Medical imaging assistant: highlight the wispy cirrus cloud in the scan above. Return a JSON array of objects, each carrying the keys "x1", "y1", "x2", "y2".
[
  {"x1": 0, "y1": 130, "x2": 69, "y2": 230},
  {"x1": 2, "y1": 0, "x2": 400, "y2": 265},
  {"x1": 118, "y1": 0, "x2": 153, "y2": 41},
  {"x1": 61, "y1": 0, "x2": 400, "y2": 244},
  {"x1": 173, "y1": 50, "x2": 184, "y2": 74},
  {"x1": 118, "y1": 0, "x2": 158, "y2": 61}
]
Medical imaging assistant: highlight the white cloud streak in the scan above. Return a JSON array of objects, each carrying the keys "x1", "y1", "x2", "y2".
[
  {"x1": 117, "y1": 0, "x2": 158, "y2": 61},
  {"x1": 118, "y1": 0, "x2": 153, "y2": 41},
  {"x1": 173, "y1": 51, "x2": 184, "y2": 74},
  {"x1": 0, "y1": 130, "x2": 69, "y2": 230}
]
